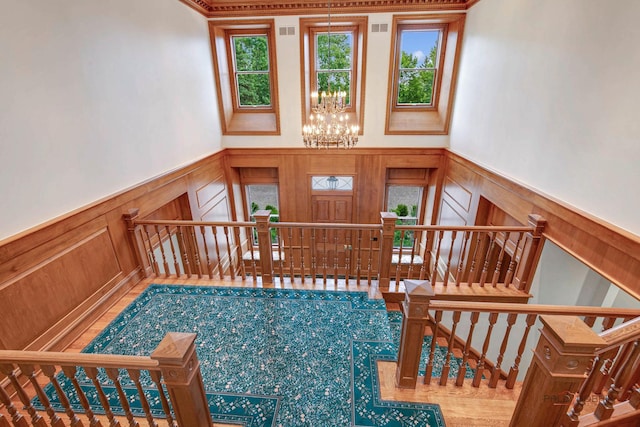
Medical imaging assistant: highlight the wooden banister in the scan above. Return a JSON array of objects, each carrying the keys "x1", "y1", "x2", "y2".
[
  {"x1": 379, "y1": 212, "x2": 398, "y2": 288},
  {"x1": 0, "y1": 332, "x2": 213, "y2": 427},
  {"x1": 512, "y1": 214, "x2": 546, "y2": 292},
  {"x1": 254, "y1": 210, "x2": 274, "y2": 284},
  {"x1": 510, "y1": 315, "x2": 605, "y2": 427}
]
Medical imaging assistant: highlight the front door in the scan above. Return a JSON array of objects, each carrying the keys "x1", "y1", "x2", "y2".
[{"x1": 311, "y1": 195, "x2": 353, "y2": 277}]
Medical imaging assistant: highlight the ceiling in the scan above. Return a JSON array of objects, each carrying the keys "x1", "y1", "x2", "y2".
[{"x1": 179, "y1": 0, "x2": 480, "y2": 18}]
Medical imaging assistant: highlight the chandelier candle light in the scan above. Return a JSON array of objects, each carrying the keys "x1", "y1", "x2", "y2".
[{"x1": 302, "y1": 0, "x2": 359, "y2": 148}]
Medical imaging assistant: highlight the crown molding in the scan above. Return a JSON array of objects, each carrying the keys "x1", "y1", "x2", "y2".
[{"x1": 179, "y1": 0, "x2": 478, "y2": 18}]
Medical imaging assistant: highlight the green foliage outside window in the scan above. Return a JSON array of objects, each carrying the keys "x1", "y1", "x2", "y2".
[
  {"x1": 233, "y1": 36, "x2": 271, "y2": 107},
  {"x1": 397, "y1": 34, "x2": 438, "y2": 105},
  {"x1": 316, "y1": 33, "x2": 352, "y2": 104},
  {"x1": 391, "y1": 204, "x2": 418, "y2": 247}
]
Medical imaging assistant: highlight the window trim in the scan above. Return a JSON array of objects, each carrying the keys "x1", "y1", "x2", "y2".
[
  {"x1": 209, "y1": 19, "x2": 280, "y2": 135},
  {"x1": 391, "y1": 23, "x2": 448, "y2": 112},
  {"x1": 300, "y1": 16, "x2": 367, "y2": 135},
  {"x1": 385, "y1": 13, "x2": 465, "y2": 135}
]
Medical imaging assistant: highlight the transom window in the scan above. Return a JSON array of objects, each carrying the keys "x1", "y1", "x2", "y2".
[
  {"x1": 231, "y1": 34, "x2": 272, "y2": 108},
  {"x1": 396, "y1": 27, "x2": 442, "y2": 107}
]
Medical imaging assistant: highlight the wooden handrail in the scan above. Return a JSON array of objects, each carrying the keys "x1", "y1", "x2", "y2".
[
  {"x1": 397, "y1": 224, "x2": 534, "y2": 232},
  {"x1": 133, "y1": 219, "x2": 256, "y2": 227},
  {"x1": 597, "y1": 317, "x2": 640, "y2": 353},
  {"x1": 428, "y1": 300, "x2": 640, "y2": 318},
  {"x1": 0, "y1": 350, "x2": 159, "y2": 370}
]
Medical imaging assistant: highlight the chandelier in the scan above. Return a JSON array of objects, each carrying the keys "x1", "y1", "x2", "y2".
[{"x1": 302, "y1": 0, "x2": 359, "y2": 149}]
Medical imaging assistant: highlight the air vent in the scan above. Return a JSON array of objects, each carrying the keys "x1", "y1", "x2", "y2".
[
  {"x1": 279, "y1": 26, "x2": 295, "y2": 36},
  {"x1": 371, "y1": 23, "x2": 388, "y2": 33}
]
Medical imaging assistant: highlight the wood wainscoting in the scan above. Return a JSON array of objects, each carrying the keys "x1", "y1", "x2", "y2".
[
  {"x1": 1, "y1": 147, "x2": 638, "y2": 354},
  {"x1": 442, "y1": 151, "x2": 640, "y2": 298},
  {"x1": 0, "y1": 150, "x2": 229, "y2": 352}
]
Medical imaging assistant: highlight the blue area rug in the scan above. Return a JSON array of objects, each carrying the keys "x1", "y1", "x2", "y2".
[{"x1": 35, "y1": 285, "x2": 451, "y2": 426}]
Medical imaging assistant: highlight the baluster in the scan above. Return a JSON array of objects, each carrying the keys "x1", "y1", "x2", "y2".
[
  {"x1": 564, "y1": 354, "x2": 608, "y2": 426},
  {"x1": 84, "y1": 366, "x2": 122, "y2": 427},
  {"x1": 0, "y1": 363, "x2": 47, "y2": 427},
  {"x1": 275, "y1": 227, "x2": 285, "y2": 282},
  {"x1": 143, "y1": 225, "x2": 160, "y2": 275},
  {"x1": 440, "y1": 310, "x2": 461, "y2": 385},
  {"x1": 503, "y1": 231, "x2": 524, "y2": 286},
  {"x1": 424, "y1": 310, "x2": 442, "y2": 385},
  {"x1": 419, "y1": 230, "x2": 431, "y2": 281},
  {"x1": 491, "y1": 232, "x2": 508, "y2": 287},
  {"x1": 407, "y1": 230, "x2": 421, "y2": 279},
  {"x1": 489, "y1": 313, "x2": 517, "y2": 388},
  {"x1": 0, "y1": 414, "x2": 11, "y2": 427},
  {"x1": 232, "y1": 226, "x2": 246, "y2": 280},
  {"x1": 154, "y1": 225, "x2": 170, "y2": 278},
  {"x1": 355, "y1": 229, "x2": 363, "y2": 285},
  {"x1": 506, "y1": 313, "x2": 537, "y2": 389},
  {"x1": 333, "y1": 230, "x2": 339, "y2": 281},
  {"x1": 479, "y1": 232, "x2": 496, "y2": 287},
  {"x1": 0, "y1": 376, "x2": 29, "y2": 427},
  {"x1": 223, "y1": 226, "x2": 236, "y2": 279},
  {"x1": 127, "y1": 370, "x2": 157, "y2": 427},
  {"x1": 430, "y1": 230, "x2": 445, "y2": 284},
  {"x1": 344, "y1": 230, "x2": 352, "y2": 284},
  {"x1": 287, "y1": 227, "x2": 295, "y2": 280},
  {"x1": 456, "y1": 311, "x2": 480, "y2": 386},
  {"x1": 149, "y1": 371, "x2": 175, "y2": 427},
  {"x1": 601, "y1": 317, "x2": 617, "y2": 331},
  {"x1": 321, "y1": 229, "x2": 328, "y2": 284},
  {"x1": 210, "y1": 226, "x2": 224, "y2": 279},
  {"x1": 61, "y1": 366, "x2": 103, "y2": 427},
  {"x1": 105, "y1": 368, "x2": 139, "y2": 427},
  {"x1": 189, "y1": 226, "x2": 203, "y2": 278},
  {"x1": 466, "y1": 231, "x2": 484, "y2": 285},
  {"x1": 593, "y1": 347, "x2": 622, "y2": 395},
  {"x1": 310, "y1": 228, "x2": 317, "y2": 284},
  {"x1": 442, "y1": 230, "x2": 457, "y2": 287},
  {"x1": 176, "y1": 227, "x2": 193, "y2": 277},
  {"x1": 395, "y1": 229, "x2": 404, "y2": 281},
  {"x1": 595, "y1": 339, "x2": 640, "y2": 420},
  {"x1": 366, "y1": 228, "x2": 374, "y2": 285},
  {"x1": 199, "y1": 225, "x2": 213, "y2": 279},
  {"x1": 299, "y1": 228, "x2": 306, "y2": 279},
  {"x1": 473, "y1": 312, "x2": 498, "y2": 387},
  {"x1": 455, "y1": 231, "x2": 471, "y2": 286},
  {"x1": 164, "y1": 226, "x2": 181, "y2": 276},
  {"x1": 583, "y1": 316, "x2": 597, "y2": 328},
  {"x1": 18, "y1": 363, "x2": 65, "y2": 427}
]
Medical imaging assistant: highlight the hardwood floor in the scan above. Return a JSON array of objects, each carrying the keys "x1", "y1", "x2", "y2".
[{"x1": 3, "y1": 276, "x2": 520, "y2": 426}]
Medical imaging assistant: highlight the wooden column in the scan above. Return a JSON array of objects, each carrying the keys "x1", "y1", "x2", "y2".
[
  {"x1": 513, "y1": 214, "x2": 546, "y2": 292},
  {"x1": 151, "y1": 333, "x2": 213, "y2": 427},
  {"x1": 123, "y1": 208, "x2": 152, "y2": 277},
  {"x1": 510, "y1": 315, "x2": 604, "y2": 427},
  {"x1": 254, "y1": 210, "x2": 274, "y2": 285},
  {"x1": 396, "y1": 279, "x2": 434, "y2": 388},
  {"x1": 378, "y1": 212, "x2": 398, "y2": 289}
]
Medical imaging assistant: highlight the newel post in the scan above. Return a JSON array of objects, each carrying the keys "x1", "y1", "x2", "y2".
[
  {"x1": 509, "y1": 315, "x2": 604, "y2": 427},
  {"x1": 123, "y1": 208, "x2": 152, "y2": 277},
  {"x1": 151, "y1": 333, "x2": 213, "y2": 427},
  {"x1": 396, "y1": 279, "x2": 434, "y2": 388},
  {"x1": 254, "y1": 210, "x2": 274, "y2": 285},
  {"x1": 379, "y1": 212, "x2": 398, "y2": 289},
  {"x1": 513, "y1": 214, "x2": 546, "y2": 292}
]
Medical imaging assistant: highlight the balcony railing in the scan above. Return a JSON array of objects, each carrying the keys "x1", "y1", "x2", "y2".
[{"x1": 124, "y1": 209, "x2": 546, "y2": 298}]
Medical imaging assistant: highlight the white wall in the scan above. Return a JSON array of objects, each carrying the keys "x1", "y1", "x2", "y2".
[
  {"x1": 450, "y1": 0, "x2": 640, "y2": 236},
  {"x1": 0, "y1": 0, "x2": 221, "y2": 241},
  {"x1": 218, "y1": 13, "x2": 450, "y2": 148}
]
